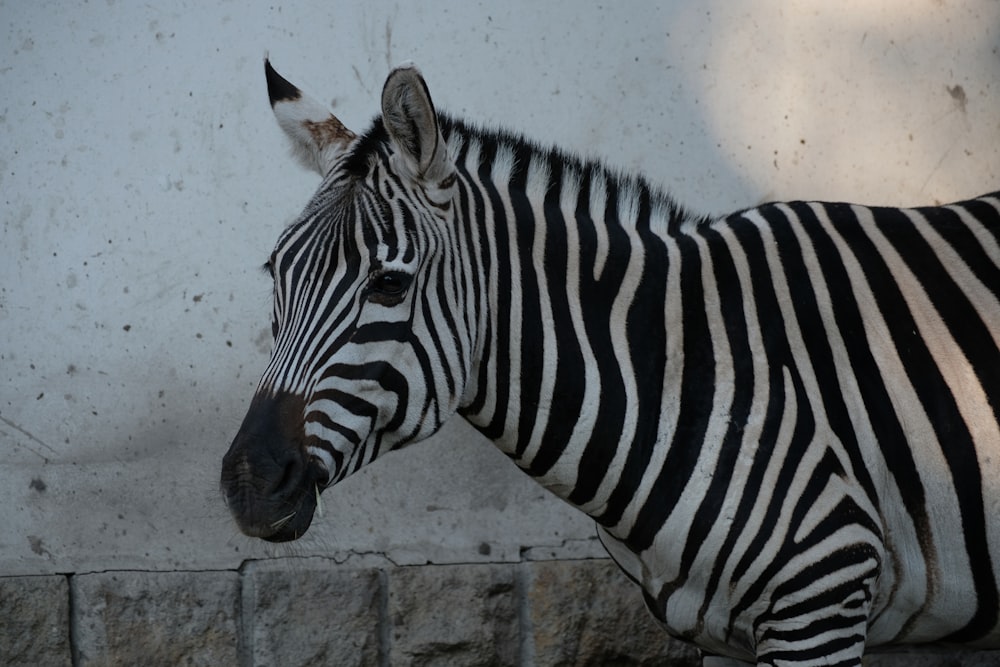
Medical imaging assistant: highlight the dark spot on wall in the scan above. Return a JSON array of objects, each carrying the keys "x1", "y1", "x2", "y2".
[
  {"x1": 27, "y1": 535, "x2": 47, "y2": 556},
  {"x1": 947, "y1": 84, "x2": 967, "y2": 113},
  {"x1": 478, "y1": 542, "x2": 492, "y2": 556},
  {"x1": 123, "y1": 324, "x2": 131, "y2": 332},
  {"x1": 486, "y1": 582, "x2": 513, "y2": 596},
  {"x1": 30, "y1": 477, "x2": 46, "y2": 492}
]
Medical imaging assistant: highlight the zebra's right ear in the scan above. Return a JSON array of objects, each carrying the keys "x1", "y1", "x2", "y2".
[{"x1": 265, "y1": 59, "x2": 356, "y2": 176}]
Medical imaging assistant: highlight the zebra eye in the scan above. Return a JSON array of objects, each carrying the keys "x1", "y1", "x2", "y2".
[
  {"x1": 368, "y1": 270, "x2": 412, "y2": 305},
  {"x1": 374, "y1": 271, "x2": 410, "y2": 295}
]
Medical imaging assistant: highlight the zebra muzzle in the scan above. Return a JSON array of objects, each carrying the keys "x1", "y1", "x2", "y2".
[{"x1": 220, "y1": 391, "x2": 328, "y2": 542}]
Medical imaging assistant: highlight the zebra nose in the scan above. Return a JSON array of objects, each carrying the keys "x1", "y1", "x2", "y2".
[
  {"x1": 220, "y1": 427, "x2": 308, "y2": 503},
  {"x1": 220, "y1": 390, "x2": 324, "y2": 540},
  {"x1": 270, "y1": 446, "x2": 309, "y2": 496},
  {"x1": 223, "y1": 392, "x2": 309, "y2": 490}
]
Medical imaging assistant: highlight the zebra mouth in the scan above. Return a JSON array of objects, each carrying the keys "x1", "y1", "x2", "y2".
[
  {"x1": 261, "y1": 458, "x2": 330, "y2": 542},
  {"x1": 309, "y1": 454, "x2": 332, "y2": 488},
  {"x1": 259, "y1": 494, "x2": 317, "y2": 543},
  {"x1": 223, "y1": 457, "x2": 329, "y2": 543},
  {"x1": 221, "y1": 450, "x2": 332, "y2": 543}
]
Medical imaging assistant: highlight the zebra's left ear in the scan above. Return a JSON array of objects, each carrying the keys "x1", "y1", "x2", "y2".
[{"x1": 381, "y1": 64, "x2": 453, "y2": 183}]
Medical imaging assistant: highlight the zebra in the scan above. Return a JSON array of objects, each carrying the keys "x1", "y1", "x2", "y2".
[{"x1": 220, "y1": 59, "x2": 1000, "y2": 666}]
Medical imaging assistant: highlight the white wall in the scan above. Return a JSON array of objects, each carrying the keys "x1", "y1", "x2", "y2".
[{"x1": 2, "y1": 0, "x2": 997, "y2": 575}]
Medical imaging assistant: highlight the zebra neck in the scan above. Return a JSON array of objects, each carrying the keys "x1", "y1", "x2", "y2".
[{"x1": 449, "y1": 118, "x2": 697, "y2": 521}]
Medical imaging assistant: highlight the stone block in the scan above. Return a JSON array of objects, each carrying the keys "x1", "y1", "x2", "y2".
[
  {"x1": 863, "y1": 650, "x2": 1000, "y2": 666},
  {"x1": 0, "y1": 575, "x2": 71, "y2": 666},
  {"x1": 72, "y1": 570, "x2": 239, "y2": 666},
  {"x1": 389, "y1": 563, "x2": 518, "y2": 667},
  {"x1": 525, "y1": 559, "x2": 700, "y2": 667},
  {"x1": 245, "y1": 560, "x2": 381, "y2": 667}
]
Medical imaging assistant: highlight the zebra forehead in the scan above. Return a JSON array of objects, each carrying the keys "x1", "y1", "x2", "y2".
[
  {"x1": 277, "y1": 205, "x2": 420, "y2": 277},
  {"x1": 342, "y1": 117, "x2": 394, "y2": 178}
]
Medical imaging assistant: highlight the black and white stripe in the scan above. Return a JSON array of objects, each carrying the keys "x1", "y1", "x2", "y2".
[{"x1": 229, "y1": 61, "x2": 1000, "y2": 665}]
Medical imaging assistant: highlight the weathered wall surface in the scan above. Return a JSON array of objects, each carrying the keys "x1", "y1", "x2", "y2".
[{"x1": 2, "y1": 0, "x2": 999, "y2": 664}]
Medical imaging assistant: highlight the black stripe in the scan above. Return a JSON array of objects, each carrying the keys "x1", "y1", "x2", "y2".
[
  {"x1": 508, "y1": 144, "x2": 544, "y2": 461},
  {"x1": 774, "y1": 203, "x2": 882, "y2": 506},
  {"x1": 455, "y1": 146, "x2": 493, "y2": 419},
  {"x1": 599, "y1": 187, "x2": 668, "y2": 523},
  {"x1": 624, "y1": 224, "x2": 713, "y2": 548},
  {"x1": 809, "y1": 202, "x2": 938, "y2": 637},
  {"x1": 536, "y1": 160, "x2": 587, "y2": 471},
  {"x1": 931, "y1": 201, "x2": 1000, "y2": 304},
  {"x1": 722, "y1": 211, "x2": 816, "y2": 614},
  {"x1": 672, "y1": 222, "x2": 756, "y2": 615},
  {"x1": 471, "y1": 138, "x2": 513, "y2": 440},
  {"x1": 872, "y1": 206, "x2": 999, "y2": 640},
  {"x1": 559, "y1": 177, "x2": 629, "y2": 495}
]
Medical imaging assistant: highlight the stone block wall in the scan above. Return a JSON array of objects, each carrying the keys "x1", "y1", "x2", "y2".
[
  {"x1": 2, "y1": 559, "x2": 694, "y2": 667},
  {"x1": 2, "y1": 559, "x2": 999, "y2": 666}
]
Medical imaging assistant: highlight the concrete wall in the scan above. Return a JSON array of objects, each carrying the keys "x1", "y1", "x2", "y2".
[{"x1": 2, "y1": 0, "x2": 999, "y2": 664}]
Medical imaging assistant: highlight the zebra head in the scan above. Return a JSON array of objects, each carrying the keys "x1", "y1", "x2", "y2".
[{"x1": 221, "y1": 61, "x2": 469, "y2": 542}]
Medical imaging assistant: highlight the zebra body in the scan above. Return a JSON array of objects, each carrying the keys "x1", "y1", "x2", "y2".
[{"x1": 221, "y1": 61, "x2": 1000, "y2": 665}]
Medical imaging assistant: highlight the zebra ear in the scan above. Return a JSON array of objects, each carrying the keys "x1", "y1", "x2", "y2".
[
  {"x1": 265, "y1": 58, "x2": 356, "y2": 176},
  {"x1": 381, "y1": 64, "x2": 453, "y2": 182}
]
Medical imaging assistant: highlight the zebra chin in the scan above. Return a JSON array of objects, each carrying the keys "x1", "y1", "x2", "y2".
[
  {"x1": 224, "y1": 485, "x2": 321, "y2": 543},
  {"x1": 220, "y1": 390, "x2": 331, "y2": 543}
]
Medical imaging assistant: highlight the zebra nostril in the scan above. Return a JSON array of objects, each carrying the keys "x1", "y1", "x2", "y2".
[
  {"x1": 273, "y1": 454, "x2": 304, "y2": 496},
  {"x1": 310, "y1": 455, "x2": 331, "y2": 487}
]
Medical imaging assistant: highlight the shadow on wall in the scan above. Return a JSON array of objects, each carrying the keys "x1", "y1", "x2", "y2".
[{"x1": 3, "y1": 362, "x2": 258, "y2": 575}]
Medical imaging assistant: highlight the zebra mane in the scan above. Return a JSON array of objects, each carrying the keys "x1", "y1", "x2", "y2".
[{"x1": 343, "y1": 112, "x2": 702, "y2": 233}]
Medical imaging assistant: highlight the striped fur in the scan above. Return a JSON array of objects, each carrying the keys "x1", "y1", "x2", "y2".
[{"x1": 224, "y1": 62, "x2": 1000, "y2": 665}]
